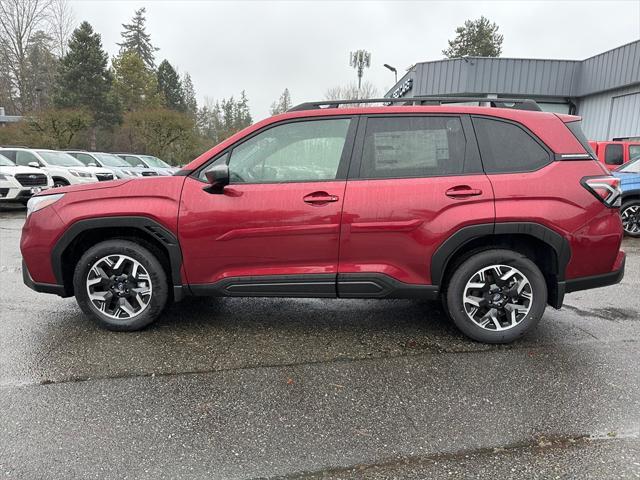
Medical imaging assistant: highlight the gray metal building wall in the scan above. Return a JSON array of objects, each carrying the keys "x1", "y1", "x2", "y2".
[
  {"x1": 579, "y1": 85, "x2": 640, "y2": 140},
  {"x1": 387, "y1": 40, "x2": 640, "y2": 139}
]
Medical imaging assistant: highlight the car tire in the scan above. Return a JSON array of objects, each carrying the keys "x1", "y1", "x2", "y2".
[
  {"x1": 73, "y1": 239, "x2": 168, "y2": 331},
  {"x1": 445, "y1": 249, "x2": 547, "y2": 344},
  {"x1": 53, "y1": 178, "x2": 69, "y2": 188},
  {"x1": 620, "y1": 200, "x2": 640, "y2": 237}
]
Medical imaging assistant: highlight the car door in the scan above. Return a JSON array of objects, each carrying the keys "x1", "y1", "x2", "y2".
[
  {"x1": 337, "y1": 114, "x2": 495, "y2": 293},
  {"x1": 178, "y1": 116, "x2": 357, "y2": 295}
]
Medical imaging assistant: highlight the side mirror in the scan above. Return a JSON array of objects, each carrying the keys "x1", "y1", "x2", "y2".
[
  {"x1": 28, "y1": 161, "x2": 40, "y2": 168},
  {"x1": 203, "y1": 164, "x2": 230, "y2": 194},
  {"x1": 88, "y1": 162, "x2": 97, "y2": 167}
]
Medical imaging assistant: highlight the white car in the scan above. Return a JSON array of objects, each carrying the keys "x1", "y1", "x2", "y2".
[
  {"x1": 0, "y1": 148, "x2": 115, "y2": 187},
  {"x1": 117, "y1": 153, "x2": 179, "y2": 176},
  {"x1": 0, "y1": 153, "x2": 53, "y2": 204}
]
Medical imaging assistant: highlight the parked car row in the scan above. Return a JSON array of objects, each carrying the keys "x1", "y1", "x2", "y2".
[
  {"x1": 0, "y1": 147, "x2": 178, "y2": 203},
  {"x1": 613, "y1": 157, "x2": 640, "y2": 237}
]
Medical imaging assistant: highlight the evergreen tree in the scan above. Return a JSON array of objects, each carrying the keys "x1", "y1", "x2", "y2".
[
  {"x1": 182, "y1": 72, "x2": 197, "y2": 118},
  {"x1": 157, "y1": 59, "x2": 185, "y2": 111},
  {"x1": 117, "y1": 7, "x2": 158, "y2": 68},
  {"x1": 269, "y1": 88, "x2": 292, "y2": 115},
  {"x1": 112, "y1": 51, "x2": 162, "y2": 112},
  {"x1": 25, "y1": 30, "x2": 58, "y2": 111},
  {"x1": 54, "y1": 21, "x2": 119, "y2": 147},
  {"x1": 442, "y1": 16, "x2": 503, "y2": 58}
]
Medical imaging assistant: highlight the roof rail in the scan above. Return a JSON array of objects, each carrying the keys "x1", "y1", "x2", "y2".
[{"x1": 288, "y1": 96, "x2": 542, "y2": 112}]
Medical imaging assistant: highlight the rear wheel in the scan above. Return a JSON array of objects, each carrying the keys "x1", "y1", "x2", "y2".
[
  {"x1": 621, "y1": 200, "x2": 640, "y2": 237},
  {"x1": 445, "y1": 249, "x2": 547, "y2": 343},
  {"x1": 73, "y1": 239, "x2": 168, "y2": 331}
]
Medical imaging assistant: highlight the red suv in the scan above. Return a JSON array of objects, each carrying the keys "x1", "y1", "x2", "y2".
[{"x1": 21, "y1": 98, "x2": 626, "y2": 343}]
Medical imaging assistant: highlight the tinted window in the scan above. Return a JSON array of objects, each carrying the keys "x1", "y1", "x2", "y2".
[
  {"x1": 0, "y1": 150, "x2": 16, "y2": 162},
  {"x1": 473, "y1": 117, "x2": 550, "y2": 173},
  {"x1": 565, "y1": 121, "x2": 596, "y2": 158},
  {"x1": 605, "y1": 144, "x2": 624, "y2": 165},
  {"x1": 15, "y1": 150, "x2": 40, "y2": 166},
  {"x1": 360, "y1": 116, "x2": 466, "y2": 179},
  {"x1": 228, "y1": 119, "x2": 350, "y2": 183},
  {"x1": 74, "y1": 153, "x2": 97, "y2": 166}
]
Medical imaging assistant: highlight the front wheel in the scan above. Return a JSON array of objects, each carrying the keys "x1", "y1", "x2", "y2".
[
  {"x1": 445, "y1": 249, "x2": 547, "y2": 343},
  {"x1": 621, "y1": 200, "x2": 640, "y2": 237},
  {"x1": 73, "y1": 239, "x2": 168, "y2": 331}
]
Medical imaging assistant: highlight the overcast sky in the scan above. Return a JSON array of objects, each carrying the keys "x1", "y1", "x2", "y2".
[{"x1": 70, "y1": 0, "x2": 640, "y2": 119}]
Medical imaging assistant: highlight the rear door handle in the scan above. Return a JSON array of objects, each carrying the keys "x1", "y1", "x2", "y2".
[
  {"x1": 303, "y1": 191, "x2": 339, "y2": 205},
  {"x1": 445, "y1": 186, "x2": 483, "y2": 198}
]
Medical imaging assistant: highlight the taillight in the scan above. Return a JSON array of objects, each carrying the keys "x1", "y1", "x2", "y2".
[{"x1": 581, "y1": 176, "x2": 622, "y2": 208}]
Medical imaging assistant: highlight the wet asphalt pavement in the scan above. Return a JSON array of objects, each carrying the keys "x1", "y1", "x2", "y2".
[{"x1": 0, "y1": 205, "x2": 639, "y2": 479}]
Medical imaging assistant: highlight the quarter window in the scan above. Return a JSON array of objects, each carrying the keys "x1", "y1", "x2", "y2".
[
  {"x1": 359, "y1": 116, "x2": 466, "y2": 179},
  {"x1": 473, "y1": 117, "x2": 551, "y2": 173},
  {"x1": 227, "y1": 119, "x2": 350, "y2": 183},
  {"x1": 629, "y1": 145, "x2": 640, "y2": 162},
  {"x1": 604, "y1": 144, "x2": 624, "y2": 165}
]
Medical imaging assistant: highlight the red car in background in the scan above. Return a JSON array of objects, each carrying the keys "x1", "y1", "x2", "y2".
[{"x1": 588, "y1": 140, "x2": 640, "y2": 171}]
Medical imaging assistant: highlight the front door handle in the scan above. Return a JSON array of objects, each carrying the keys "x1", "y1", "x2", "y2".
[
  {"x1": 303, "y1": 191, "x2": 339, "y2": 205},
  {"x1": 445, "y1": 186, "x2": 483, "y2": 198}
]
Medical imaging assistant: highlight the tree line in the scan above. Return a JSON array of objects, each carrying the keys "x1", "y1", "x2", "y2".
[{"x1": 0, "y1": 1, "x2": 258, "y2": 164}]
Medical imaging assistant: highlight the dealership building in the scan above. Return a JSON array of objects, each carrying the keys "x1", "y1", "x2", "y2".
[{"x1": 385, "y1": 40, "x2": 640, "y2": 141}]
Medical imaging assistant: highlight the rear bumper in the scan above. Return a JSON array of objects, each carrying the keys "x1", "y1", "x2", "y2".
[
  {"x1": 22, "y1": 259, "x2": 68, "y2": 297},
  {"x1": 565, "y1": 254, "x2": 626, "y2": 293},
  {"x1": 553, "y1": 252, "x2": 625, "y2": 308}
]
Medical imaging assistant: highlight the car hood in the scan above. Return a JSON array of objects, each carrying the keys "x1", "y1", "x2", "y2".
[
  {"x1": 40, "y1": 178, "x2": 132, "y2": 195},
  {"x1": 83, "y1": 166, "x2": 115, "y2": 175},
  {"x1": 0, "y1": 165, "x2": 47, "y2": 175},
  {"x1": 614, "y1": 172, "x2": 640, "y2": 183}
]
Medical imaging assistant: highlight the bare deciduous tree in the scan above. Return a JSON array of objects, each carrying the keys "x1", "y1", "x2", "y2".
[
  {"x1": 0, "y1": 0, "x2": 53, "y2": 113},
  {"x1": 49, "y1": 0, "x2": 74, "y2": 57},
  {"x1": 325, "y1": 81, "x2": 379, "y2": 106}
]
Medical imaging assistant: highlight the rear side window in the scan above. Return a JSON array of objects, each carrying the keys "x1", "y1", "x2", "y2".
[
  {"x1": 565, "y1": 121, "x2": 597, "y2": 158},
  {"x1": 630, "y1": 145, "x2": 640, "y2": 161},
  {"x1": 604, "y1": 144, "x2": 624, "y2": 165},
  {"x1": 473, "y1": 117, "x2": 551, "y2": 174},
  {"x1": 359, "y1": 116, "x2": 466, "y2": 179}
]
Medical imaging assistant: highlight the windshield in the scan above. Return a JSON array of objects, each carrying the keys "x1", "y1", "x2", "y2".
[
  {"x1": 0, "y1": 153, "x2": 15, "y2": 166},
  {"x1": 616, "y1": 158, "x2": 640, "y2": 174},
  {"x1": 140, "y1": 155, "x2": 171, "y2": 168},
  {"x1": 36, "y1": 150, "x2": 85, "y2": 167},
  {"x1": 96, "y1": 153, "x2": 130, "y2": 167}
]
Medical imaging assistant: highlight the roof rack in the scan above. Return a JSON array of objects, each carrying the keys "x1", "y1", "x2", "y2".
[{"x1": 288, "y1": 96, "x2": 542, "y2": 112}]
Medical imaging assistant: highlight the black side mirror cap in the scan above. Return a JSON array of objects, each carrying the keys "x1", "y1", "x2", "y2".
[{"x1": 203, "y1": 164, "x2": 230, "y2": 194}]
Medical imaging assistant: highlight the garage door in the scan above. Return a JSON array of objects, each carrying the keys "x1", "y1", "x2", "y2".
[{"x1": 609, "y1": 91, "x2": 640, "y2": 140}]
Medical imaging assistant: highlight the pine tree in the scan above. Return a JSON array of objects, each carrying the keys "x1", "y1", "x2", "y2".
[
  {"x1": 112, "y1": 51, "x2": 162, "y2": 112},
  {"x1": 269, "y1": 88, "x2": 292, "y2": 115},
  {"x1": 442, "y1": 16, "x2": 503, "y2": 58},
  {"x1": 54, "y1": 21, "x2": 119, "y2": 147},
  {"x1": 157, "y1": 60, "x2": 185, "y2": 111},
  {"x1": 117, "y1": 7, "x2": 158, "y2": 68},
  {"x1": 182, "y1": 72, "x2": 198, "y2": 118}
]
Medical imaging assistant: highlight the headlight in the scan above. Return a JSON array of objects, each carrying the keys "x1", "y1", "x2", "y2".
[
  {"x1": 0, "y1": 173, "x2": 14, "y2": 180},
  {"x1": 27, "y1": 193, "x2": 65, "y2": 217},
  {"x1": 69, "y1": 170, "x2": 93, "y2": 178}
]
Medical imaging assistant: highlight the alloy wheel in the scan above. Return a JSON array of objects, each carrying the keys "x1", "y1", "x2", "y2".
[
  {"x1": 621, "y1": 205, "x2": 640, "y2": 235},
  {"x1": 86, "y1": 254, "x2": 152, "y2": 320},
  {"x1": 462, "y1": 264, "x2": 533, "y2": 331}
]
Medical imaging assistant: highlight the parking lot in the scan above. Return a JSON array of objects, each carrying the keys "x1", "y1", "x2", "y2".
[{"x1": 0, "y1": 205, "x2": 639, "y2": 479}]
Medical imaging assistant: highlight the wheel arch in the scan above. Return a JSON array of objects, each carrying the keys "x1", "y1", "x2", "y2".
[
  {"x1": 52, "y1": 216, "x2": 184, "y2": 300},
  {"x1": 432, "y1": 222, "x2": 571, "y2": 308}
]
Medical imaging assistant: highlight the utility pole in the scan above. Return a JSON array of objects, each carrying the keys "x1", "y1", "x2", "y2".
[{"x1": 350, "y1": 50, "x2": 371, "y2": 90}]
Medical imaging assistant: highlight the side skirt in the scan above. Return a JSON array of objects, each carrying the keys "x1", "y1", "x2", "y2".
[{"x1": 188, "y1": 273, "x2": 439, "y2": 300}]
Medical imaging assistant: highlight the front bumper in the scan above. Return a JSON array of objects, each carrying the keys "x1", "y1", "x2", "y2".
[{"x1": 22, "y1": 259, "x2": 68, "y2": 296}]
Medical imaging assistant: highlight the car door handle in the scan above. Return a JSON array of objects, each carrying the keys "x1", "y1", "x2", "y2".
[
  {"x1": 445, "y1": 186, "x2": 483, "y2": 198},
  {"x1": 303, "y1": 192, "x2": 339, "y2": 205}
]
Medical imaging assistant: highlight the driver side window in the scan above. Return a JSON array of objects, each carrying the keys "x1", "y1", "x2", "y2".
[{"x1": 227, "y1": 119, "x2": 351, "y2": 183}]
